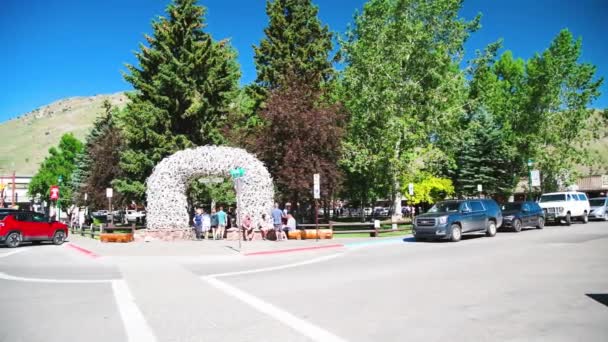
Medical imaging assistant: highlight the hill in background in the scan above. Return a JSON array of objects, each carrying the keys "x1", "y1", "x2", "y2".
[
  {"x1": 0, "y1": 93, "x2": 127, "y2": 175},
  {"x1": 0, "y1": 92, "x2": 605, "y2": 177}
]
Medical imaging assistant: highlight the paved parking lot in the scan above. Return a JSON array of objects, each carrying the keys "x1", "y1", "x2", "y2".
[{"x1": 1, "y1": 221, "x2": 607, "y2": 342}]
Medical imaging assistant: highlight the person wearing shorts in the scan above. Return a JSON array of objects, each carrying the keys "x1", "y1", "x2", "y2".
[
  {"x1": 192, "y1": 208, "x2": 203, "y2": 240},
  {"x1": 271, "y1": 203, "x2": 284, "y2": 241},
  {"x1": 201, "y1": 209, "x2": 211, "y2": 240},
  {"x1": 216, "y1": 206, "x2": 227, "y2": 240}
]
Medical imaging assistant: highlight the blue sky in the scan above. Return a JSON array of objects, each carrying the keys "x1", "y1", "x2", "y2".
[{"x1": 1, "y1": 0, "x2": 606, "y2": 122}]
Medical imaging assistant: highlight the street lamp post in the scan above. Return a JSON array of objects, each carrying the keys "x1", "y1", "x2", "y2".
[{"x1": 527, "y1": 159, "x2": 534, "y2": 201}]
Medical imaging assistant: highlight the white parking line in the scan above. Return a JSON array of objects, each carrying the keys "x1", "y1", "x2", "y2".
[
  {"x1": 0, "y1": 248, "x2": 29, "y2": 259},
  {"x1": 112, "y1": 280, "x2": 157, "y2": 342},
  {"x1": 0, "y1": 272, "x2": 113, "y2": 284},
  {"x1": 202, "y1": 253, "x2": 347, "y2": 342}
]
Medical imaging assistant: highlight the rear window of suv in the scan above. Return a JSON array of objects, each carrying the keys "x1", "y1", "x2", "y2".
[{"x1": 540, "y1": 194, "x2": 566, "y2": 202}]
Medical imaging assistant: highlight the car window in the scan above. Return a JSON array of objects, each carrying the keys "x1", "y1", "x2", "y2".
[
  {"x1": 32, "y1": 213, "x2": 47, "y2": 222},
  {"x1": 577, "y1": 194, "x2": 586, "y2": 201},
  {"x1": 589, "y1": 199, "x2": 606, "y2": 206},
  {"x1": 429, "y1": 202, "x2": 460, "y2": 213},
  {"x1": 567, "y1": 194, "x2": 575, "y2": 201},
  {"x1": 502, "y1": 203, "x2": 521, "y2": 211},
  {"x1": 540, "y1": 194, "x2": 565, "y2": 202},
  {"x1": 460, "y1": 202, "x2": 471, "y2": 212},
  {"x1": 15, "y1": 213, "x2": 30, "y2": 221},
  {"x1": 470, "y1": 201, "x2": 484, "y2": 212}
]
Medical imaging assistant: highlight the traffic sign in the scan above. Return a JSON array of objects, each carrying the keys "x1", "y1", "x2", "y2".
[
  {"x1": 50, "y1": 185, "x2": 59, "y2": 200},
  {"x1": 477, "y1": 184, "x2": 483, "y2": 192},
  {"x1": 530, "y1": 170, "x2": 541, "y2": 187},
  {"x1": 230, "y1": 168, "x2": 245, "y2": 179},
  {"x1": 106, "y1": 188, "x2": 113, "y2": 198},
  {"x1": 408, "y1": 183, "x2": 414, "y2": 196},
  {"x1": 313, "y1": 173, "x2": 320, "y2": 199}
]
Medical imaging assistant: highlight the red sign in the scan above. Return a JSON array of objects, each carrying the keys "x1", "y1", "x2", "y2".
[{"x1": 50, "y1": 185, "x2": 60, "y2": 200}]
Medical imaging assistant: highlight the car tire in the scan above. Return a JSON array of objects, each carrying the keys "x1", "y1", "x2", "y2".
[
  {"x1": 486, "y1": 221, "x2": 497, "y2": 237},
  {"x1": 5, "y1": 232, "x2": 21, "y2": 248},
  {"x1": 581, "y1": 212, "x2": 588, "y2": 224},
  {"x1": 450, "y1": 224, "x2": 461, "y2": 242},
  {"x1": 604, "y1": 213, "x2": 608, "y2": 222},
  {"x1": 563, "y1": 213, "x2": 571, "y2": 226},
  {"x1": 52, "y1": 230, "x2": 66, "y2": 245},
  {"x1": 512, "y1": 219, "x2": 522, "y2": 233},
  {"x1": 536, "y1": 217, "x2": 545, "y2": 229}
]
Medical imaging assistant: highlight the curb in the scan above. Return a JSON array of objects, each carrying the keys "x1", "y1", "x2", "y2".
[
  {"x1": 65, "y1": 243, "x2": 100, "y2": 258},
  {"x1": 243, "y1": 244, "x2": 345, "y2": 256}
]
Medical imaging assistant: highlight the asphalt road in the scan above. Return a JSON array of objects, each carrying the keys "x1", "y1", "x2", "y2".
[{"x1": 1, "y1": 220, "x2": 607, "y2": 342}]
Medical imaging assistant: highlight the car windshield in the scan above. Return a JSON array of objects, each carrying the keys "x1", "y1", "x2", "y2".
[
  {"x1": 502, "y1": 203, "x2": 521, "y2": 211},
  {"x1": 540, "y1": 194, "x2": 566, "y2": 202},
  {"x1": 589, "y1": 199, "x2": 606, "y2": 206},
  {"x1": 428, "y1": 202, "x2": 460, "y2": 213}
]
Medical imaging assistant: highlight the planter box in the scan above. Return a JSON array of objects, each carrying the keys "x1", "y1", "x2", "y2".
[{"x1": 100, "y1": 233, "x2": 134, "y2": 243}]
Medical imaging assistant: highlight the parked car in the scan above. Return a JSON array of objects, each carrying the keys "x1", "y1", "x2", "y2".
[
  {"x1": 500, "y1": 201, "x2": 545, "y2": 232},
  {"x1": 589, "y1": 197, "x2": 608, "y2": 221},
  {"x1": 0, "y1": 211, "x2": 68, "y2": 248},
  {"x1": 125, "y1": 210, "x2": 146, "y2": 223},
  {"x1": 412, "y1": 199, "x2": 502, "y2": 242},
  {"x1": 538, "y1": 191, "x2": 590, "y2": 225}
]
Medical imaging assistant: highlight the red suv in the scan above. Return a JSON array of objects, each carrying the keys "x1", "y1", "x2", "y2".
[{"x1": 0, "y1": 211, "x2": 68, "y2": 248}]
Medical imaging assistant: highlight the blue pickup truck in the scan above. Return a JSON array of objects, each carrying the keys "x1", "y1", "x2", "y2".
[{"x1": 412, "y1": 199, "x2": 502, "y2": 242}]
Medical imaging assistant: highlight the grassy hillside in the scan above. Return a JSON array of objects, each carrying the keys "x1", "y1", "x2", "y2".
[{"x1": 0, "y1": 93, "x2": 127, "y2": 175}]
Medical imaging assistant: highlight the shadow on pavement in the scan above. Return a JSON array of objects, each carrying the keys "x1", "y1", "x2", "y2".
[{"x1": 586, "y1": 294, "x2": 608, "y2": 308}]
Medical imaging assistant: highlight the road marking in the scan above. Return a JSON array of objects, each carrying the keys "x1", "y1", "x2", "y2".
[
  {"x1": 202, "y1": 253, "x2": 346, "y2": 342},
  {"x1": 243, "y1": 243, "x2": 344, "y2": 256},
  {"x1": 208, "y1": 253, "x2": 343, "y2": 278},
  {"x1": 65, "y1": 243, "x2": 100, "y2": 258},
  {"x1": 0, "y1": 248, "x2": 29, "y2": 259},
  {"x1": 204, "y1": 276, "x2": 347, "y2": 342},
  {"x1": 0, "y1": 272, "x2": 113, "y2": 284},
  {"x1": 112, "y1": 280, "x2": 157, "y2": 342}
]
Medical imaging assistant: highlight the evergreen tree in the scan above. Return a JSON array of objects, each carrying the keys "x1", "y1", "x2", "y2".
[
  {"x1": 253, "y1": 0, "x2": 333, "y2": 95},
  {"x1": 115, "y1": 0, "x2": 240, "y2": 200}
]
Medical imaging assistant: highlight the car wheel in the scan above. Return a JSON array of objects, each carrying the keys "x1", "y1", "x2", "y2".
[
  {"x1": 450, "y1": 224, "x2": 461, "y2": 242},
  {"x1": 604, "y1": 213, "x2": 608, "y2": 222},
  {"x1": 52, "y1": 230, "x2": 66, "y2": 245},
  {"x1": 486, "y1": 221, "x2": 497, "y2": 237},
  {"x1": 5, "y1": 232, "x2": 21, "y2": 248},
  {"x1": 563, "y1": 213, "x2": 571, "y2": 226},
  {"x1": 512, "y1": 219, "x2": 522, "y2": 233},
  {"x1": 536, "y1": 217, "x2": 545, "y2": 229},
  {"x1": 581, "y1": 212, "x2": 588, "y2": 224}
]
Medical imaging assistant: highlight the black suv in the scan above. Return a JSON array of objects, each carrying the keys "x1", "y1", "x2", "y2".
[{"x1": 412, "y1": 199, "x2": 503, "y2": 242}]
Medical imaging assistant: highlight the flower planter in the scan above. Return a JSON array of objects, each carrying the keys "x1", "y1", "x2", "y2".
[{"x1": 100, "y1": 233, "x2": 134, "y2": 243}]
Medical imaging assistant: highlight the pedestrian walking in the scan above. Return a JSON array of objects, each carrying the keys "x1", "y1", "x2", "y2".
[
  {"x1": 210, "y1": 208, "x2": 218, "y2": 240},
  {"x1": 216, "y1": 206, "x2": 227, "y2": 240},
  {"x1": 272, "y1": 203, "x2": 284, "y2": 241},
  {"x1": 193, "y1": 208, "x2": 203, "y2": 240},
  {"x1": 201, "y1": 209, "x2": 211, "y2": 240}
]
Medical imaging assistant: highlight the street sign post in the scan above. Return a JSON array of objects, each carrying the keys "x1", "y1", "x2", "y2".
[
  {"x1": 313, "y1": 173, "x2": 320, "y2": 241},
  {"x1": 106, "y1": 188, "x2": 114, "y2": 226},
  {"x1": 530, "y1": 170, "x2": 541, "y2": 187},
  {"x1": 230, "y1": 168, "x2": 246, "y2": 249}
]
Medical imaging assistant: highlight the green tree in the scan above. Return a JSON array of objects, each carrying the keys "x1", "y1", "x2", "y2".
[
  {"x1": 254, "y1": 0, "x2": 333, "y2": 95},
  {"x1": 115, "y1": 0, "x2": 240, "y2": 201},
  {"x1": 340, "y1": 0, "x2": 478, "y2": 214},
  {"x1": 29, "y1": 133, "x2": 84, "y2": 210},
  {"x1": 402, "y1": 174, "x2": 455, "y2": 205}
]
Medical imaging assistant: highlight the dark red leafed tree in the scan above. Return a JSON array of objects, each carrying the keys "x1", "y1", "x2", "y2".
[{"x1": 254, "y1": 75, "x2": 345, "y2": 215}]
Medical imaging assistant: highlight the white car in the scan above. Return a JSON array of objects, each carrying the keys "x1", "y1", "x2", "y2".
[
  {"x1": 589, "y1": 197, "x2": 608, "y2": 221},
  {"x1": 125, "y1": 210, "x2": 146, "y2": 223},
  {"x1": 538, "y1": 191, "x2": 590, "y2": 225}
]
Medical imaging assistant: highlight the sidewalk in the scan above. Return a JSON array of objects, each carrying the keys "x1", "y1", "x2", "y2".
[{"x1": 66, "y1": 234, "x2": 408, "y2": 258}]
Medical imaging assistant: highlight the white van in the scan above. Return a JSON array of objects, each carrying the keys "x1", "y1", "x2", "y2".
[{"x1": 538, "y1": 191, "x2": 590, "y2": 225}]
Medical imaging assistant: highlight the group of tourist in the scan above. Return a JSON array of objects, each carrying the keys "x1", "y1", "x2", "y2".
[
  {"x1": 191, "y1": 202, "x2": 297, "y2": 241},
  {"x1": 192, "y1": 206, "x2": 228, "y2": 240}
]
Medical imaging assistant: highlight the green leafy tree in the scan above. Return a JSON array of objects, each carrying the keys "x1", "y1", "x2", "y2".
[
  {"x1": 253, "y1": 0, "x2": 333, "y2": 95},
  {"x1": 29, "y1": 133, "x2": 84, "y2": 210},
  {"x1": 340, "y1": 0, "x2": 478, "y2": 214},
  {"x1": 115, "y1": 0, "x2": 240, "y2": 201},
  {"x1": 402, "y1": 174, "x2": 455, "y2": 205}
]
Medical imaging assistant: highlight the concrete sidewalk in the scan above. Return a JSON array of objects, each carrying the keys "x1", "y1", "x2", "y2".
[{"x1": 65, "y1": 233, "x2": 408, "y2": 258}]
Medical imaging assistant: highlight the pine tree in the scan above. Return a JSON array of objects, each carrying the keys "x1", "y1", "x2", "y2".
[
  {"x1": 253, "y1": 0, "x2": 333, "y2": 94},
  {"x1": 115, "y1": 0, "x2": 240, "y2": 200}
]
